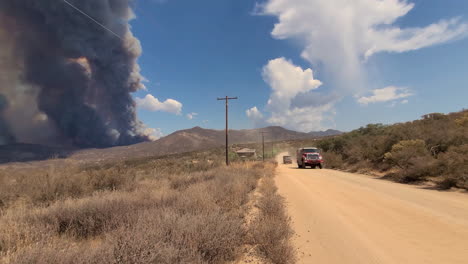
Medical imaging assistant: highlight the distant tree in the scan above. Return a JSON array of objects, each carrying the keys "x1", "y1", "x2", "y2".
[
  {"x1": 421, "y1": 113, "x2": 446, "y2": 120},
  {"x1": 357, "y1": 123, "x2": 386, "y2": 136}
]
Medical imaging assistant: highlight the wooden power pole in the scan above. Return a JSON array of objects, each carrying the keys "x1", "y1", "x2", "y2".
[
  {"x1": 217, "y1": 96, "x2": 238, "y2": 166},
  {"x1": 260, "y1": 131, "x2": 268, "y2": 162}
]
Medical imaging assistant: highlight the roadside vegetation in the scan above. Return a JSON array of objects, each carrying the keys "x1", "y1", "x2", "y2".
[
  {"x1": 249, "y1": 166, "x2": 296, "y2": 264},
  {"x1": 288, "y1": 110, "x2": 468, "y2": 190},
  {"x1": 0, "y1": 148, "x2": 295, "y2": 263}
]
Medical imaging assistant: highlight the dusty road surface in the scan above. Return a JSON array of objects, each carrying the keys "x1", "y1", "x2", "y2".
[{"x1": 275, "y1": 153, "x2": 468, "y2": 264}]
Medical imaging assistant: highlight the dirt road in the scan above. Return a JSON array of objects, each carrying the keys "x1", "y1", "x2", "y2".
[{"x1": 276, "y1": 153, "x2": 468, "y2": 264}]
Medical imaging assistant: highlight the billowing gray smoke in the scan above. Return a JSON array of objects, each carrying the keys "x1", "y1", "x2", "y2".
[{"x1": 0, "y1": 0, "x2": 150, "y2": 147}]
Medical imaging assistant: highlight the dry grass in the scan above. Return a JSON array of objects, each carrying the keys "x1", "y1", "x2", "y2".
[
  {"x1": 249, "y1": 162, "x2": 296, "y2": 264},
  {"x1": 0, "y1": 148, "x2": 295, "y2": 263}
]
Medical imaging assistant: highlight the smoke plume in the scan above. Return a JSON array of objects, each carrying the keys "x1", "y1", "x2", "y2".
[{"x1": 0, "y1": 0, "x2": 149, "y2": 147}]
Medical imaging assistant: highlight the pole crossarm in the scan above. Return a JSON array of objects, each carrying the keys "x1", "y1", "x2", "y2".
[
  {"x1": 217, "y1": 97, "x2": 238, "y2": 101},
  {"x1": 217, "y1": 96, "x2": 238, "y2": 166}
]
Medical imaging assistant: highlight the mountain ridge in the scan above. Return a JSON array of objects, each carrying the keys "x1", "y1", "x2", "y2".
[{"x1": 1, "y1": 126, "x2": 342, "y2": 164}]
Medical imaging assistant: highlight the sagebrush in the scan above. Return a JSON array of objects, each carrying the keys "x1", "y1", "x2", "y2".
[{"x1": 0, "y1": 149, "x2": 292, "y2": 263}]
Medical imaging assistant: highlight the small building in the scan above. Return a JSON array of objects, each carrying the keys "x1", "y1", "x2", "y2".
[{"x1": 236, "y1": 148, "x2": 257, "y2": 159}]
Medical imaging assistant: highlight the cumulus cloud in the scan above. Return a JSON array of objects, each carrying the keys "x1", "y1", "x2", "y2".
[
  {"x1": 358, "y1": 86, "x2": 413, "y2": 105},
  {"x1": 141, "y1": 127, "x2": 164, "y2": 141},
  {"x1": 254, "y1": 0, "x2": 468, "y2": 130},
  {"x1": 260, "y1": 0, "x2": 468, "y2": 91},
  {"x1": 246, "y1": 107, "x2": 264, "y2": 120},
  {"x1": 186, "y1": 112, "x2": 198, "y2": 120},
  {"x1": 246, "y1": 106, "x2": 265, "y2": 127},
  {"x1": 135, "y1": 94, "x2": 182, "y2": 115},
  {"x1": 247, "y1": 58, "x2": 334, "y2": 131},
  {"x1": 262, "y1": 57, "x2": 323, "y2": 109}
]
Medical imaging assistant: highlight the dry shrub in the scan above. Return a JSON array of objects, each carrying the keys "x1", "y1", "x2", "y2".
[
  {"x1": 109, "y1": 208, "x2": 244, "y2": 264},
  {"x1": 10, "y1": 241, "x2": 112, "y2": 264},
  {"x1": 1, "y1": 159, "x2": 267, "y2": 264},
  {"x1": 0, "y1": 165, "x2": 137, "y2": 208},
  {"x1": 0, "y1": 148, "x2": 224, "y2": 210},
  {"x1": 85, "y1": 167, "x2": 136, "y2": 192},
  {"x1": 250, "y1": 173, "x2": 296, "y2": 264},
  {"x1": 0, "y1": 205, "x2": 53, "y2": 258},
  {"x1": 35, "y1": 192, "x2": 153, "y2": 239},
  {"x1": 347, "y1": 159, "x2": 374, "y2": 173},
  {"x1": 322, "y1": 152, "x2": 344, "y2": 169},
  {"x1": 251, "y1": 215, "x2": 295, "y2": 264},
  {"x1": 210, "y1": 166, "x2": 260, "y2": 210},
  {"x1": 0, "y1": 191, "x2": 155, "y2": 255},
  {"x1": 11, "y1": 208, "x2": 244, "y2": 264}
]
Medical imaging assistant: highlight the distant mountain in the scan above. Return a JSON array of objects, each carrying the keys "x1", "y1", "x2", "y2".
[
  {"x1": 0, "y1": 126, "x2": 341, "y2": 164},
  {"x1": 69, "y1": 126, "x2": 341, "y2": 162},
  {"x1": 162, "y1": 126, "x2": 320, "y2": 147}
]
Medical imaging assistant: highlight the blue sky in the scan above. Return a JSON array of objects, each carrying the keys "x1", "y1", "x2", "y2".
[{"x1": 130, "y1": 0, "x2": 468, "y2": 136}]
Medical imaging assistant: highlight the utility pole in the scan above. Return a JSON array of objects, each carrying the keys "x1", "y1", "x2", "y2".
[
  {"x1": 271, "y1": 141, "x2": 274, "y2": 159},
  {"x1": 260, "y1": 131, "x2": 268, "y2": 162},
  {"x1": 217, "y1": 96, "x2": 238, "y2": 166}
]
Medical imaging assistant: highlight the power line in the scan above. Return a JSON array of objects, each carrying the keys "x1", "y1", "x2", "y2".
[{"x1": 62, "y1": 0, "x2": 124, "y2": 40}]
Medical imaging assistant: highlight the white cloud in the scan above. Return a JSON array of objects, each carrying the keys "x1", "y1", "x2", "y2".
[
  {"x1": 262, "y1": 58, "x2": 322, "y2": 106},
  {"x1": 247, "y1": 58, "x2": 334, "y2": 132},
  {"x1": 246, "y1": 106, "x2": 265, "y2": 127},
  {"x1": 246, "y1": 107, "x2": 264, "y2": 120},
  {"x1": 259, "y1": 0, "x2": 468, "y2": 92},
  {"x1": 135, "y1": 94, "x2": 182, "y2": 115},
  {"x1": 186, "y1": 112, "x2": 198, "y2": 120},
  {"x1": 141, "y1": 127, "x2": 164, "y2": 141},
  {"x1": 358, "y1": 86, "x2": 412, "y2": 105},
  {"x1": 255, "y1": 0, "x2": 467, "y2": 129}
]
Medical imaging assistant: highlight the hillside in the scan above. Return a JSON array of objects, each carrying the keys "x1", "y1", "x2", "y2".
[
  {"x1": 1, "y1": 126, "x2": 341, "y2": 164},
  {"x1": 72, "y1": 126, "x2": 339, "y2": 161}
]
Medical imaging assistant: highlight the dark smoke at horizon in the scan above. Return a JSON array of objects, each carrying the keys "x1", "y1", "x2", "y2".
[{"x1": 0, "y1": 0, "x2": 150, "y2": 148}]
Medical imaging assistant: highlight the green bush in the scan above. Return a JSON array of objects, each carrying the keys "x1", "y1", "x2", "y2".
[
  {"x1": 384, "y1": 140, "x2": 429, "y2": 169},
  {"x1": 383, "y1": 140, "x2": 435, "y2": 182},
  {"x1": 437, "y1": 144, "x2": 468, "y2": 189}
]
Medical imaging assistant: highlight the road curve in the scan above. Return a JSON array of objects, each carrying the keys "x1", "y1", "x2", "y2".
[{"x1": 275, "y1": 153, "x2": 468, "y2": 264}]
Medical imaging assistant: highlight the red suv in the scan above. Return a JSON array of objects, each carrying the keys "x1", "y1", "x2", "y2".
[{"x1": 296, "y1": 147, "x2": 324, "y2": 169}]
